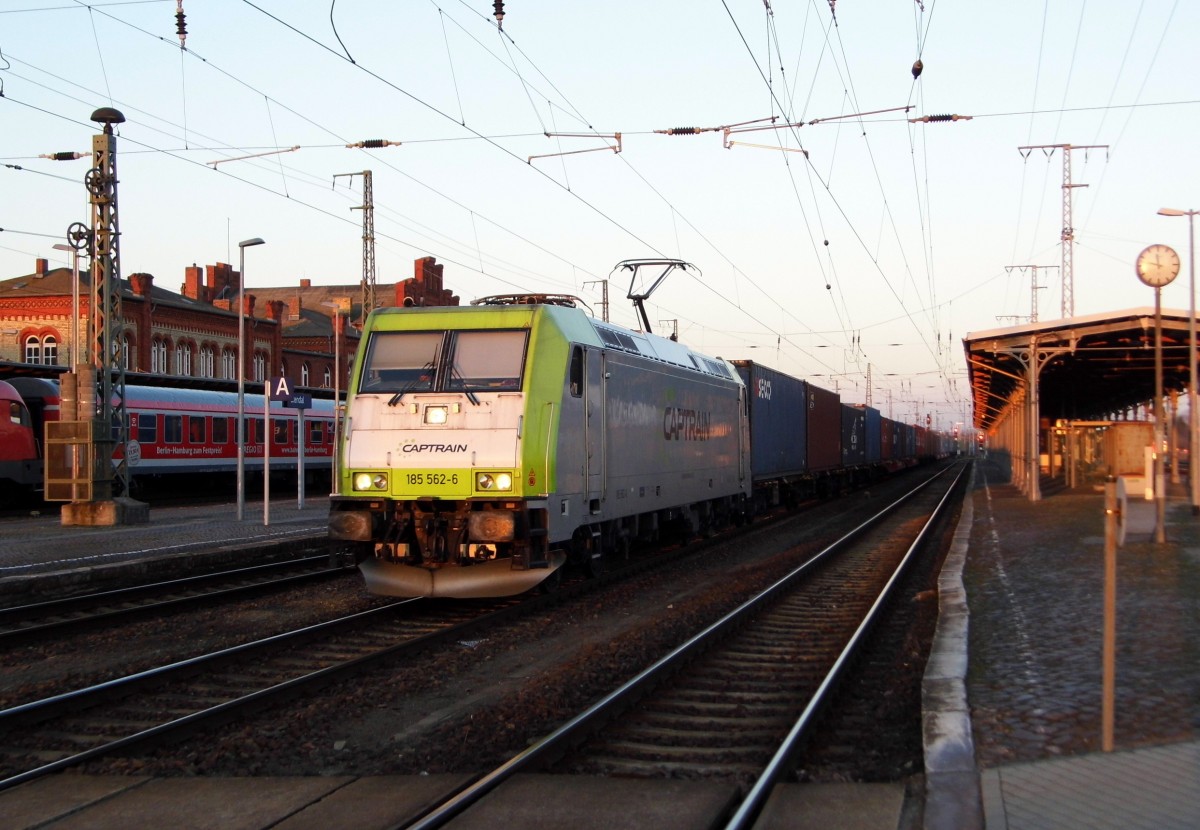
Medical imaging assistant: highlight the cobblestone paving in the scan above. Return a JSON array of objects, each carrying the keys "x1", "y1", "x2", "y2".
[{"x1": 964, "y1": 459, "x2": 1200, "y2": 769}]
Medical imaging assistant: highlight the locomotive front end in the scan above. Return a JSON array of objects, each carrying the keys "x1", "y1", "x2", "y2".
[{"x1": 329, "y1": 305, "x2": 566, "y2": 598}]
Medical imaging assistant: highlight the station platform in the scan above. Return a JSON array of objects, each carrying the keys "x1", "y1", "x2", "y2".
[
  {"x1": 0, "y1": 460, "x2": 1196, "y2": 828},
  {"x1": 0, "y1": 498, "x2": 329, "y2": 600}
]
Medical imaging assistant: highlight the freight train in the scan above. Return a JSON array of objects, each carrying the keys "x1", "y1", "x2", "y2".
[
  {"x1": 0, "y1": 377, "x2": 335, "y2": 502},
  {"x1": 328, "y1": 294, "x2": 952, "y2": 599}
]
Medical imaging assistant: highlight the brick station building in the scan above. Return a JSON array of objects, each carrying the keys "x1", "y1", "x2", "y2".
[{"x1": 0, "y1": 255, "x2": 460, "y2": 392}]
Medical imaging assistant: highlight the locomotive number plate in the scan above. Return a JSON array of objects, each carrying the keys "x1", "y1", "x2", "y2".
[{"x1": 404, "y1": 472, "x2": 460, "y2": 486}]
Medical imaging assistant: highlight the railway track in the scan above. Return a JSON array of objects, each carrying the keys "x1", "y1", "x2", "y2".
[
  {"x1": 0, "y1": 595, "x2": 533, "y2": 792},
  {"x1": 0, "y1": 555, "x2": 348, "y2": 645},
  {"x1": 0, "y1": 462, "x2": 958, "y2": 797},
  {"x1": 404, "y1": 462, "x2": 968, "y2": 830}
]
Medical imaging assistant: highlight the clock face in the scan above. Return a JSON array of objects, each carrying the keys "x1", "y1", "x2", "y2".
[{"x1": 1136, "y1": 244, "x2": 1181, "y2": 287}]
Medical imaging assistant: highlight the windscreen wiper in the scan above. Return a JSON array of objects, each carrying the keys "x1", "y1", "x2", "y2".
[
  {"x1": 450, "y1": 363, "x2": 481, "y2": 406},
  {"x1": 387, "y1": 362, "x2": 435, "y2": 407}
]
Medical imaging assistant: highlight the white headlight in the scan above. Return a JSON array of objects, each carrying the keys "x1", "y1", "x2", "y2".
[
  {"x1": 424, "y1": 405, "x2": 449, "y2": 425},
  {"x1": 475, "y1": 472, "x2": 513, "y2": 492},
  {"x1": 353, "y1": 472, "x2": 388, "y2": 491}
]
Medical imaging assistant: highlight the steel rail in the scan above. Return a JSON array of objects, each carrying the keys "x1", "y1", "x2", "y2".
[
  {"x1": 725, "y1": 462, "x2": 968, "y2": 829},
  {"x1": 0, "y1": 555, "x2": 345, "y2": 644}
]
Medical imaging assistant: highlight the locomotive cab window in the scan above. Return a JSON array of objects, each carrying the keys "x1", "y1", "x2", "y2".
[
  {"x1": 360, "y1": 329, "x2": 528, "y2": 393},
  {"x1": 361, "y1": 332, "x2": 442, "y2": 391},
  {"x1": 446, "y1": 330, "x2": 527, "y2": 391}
]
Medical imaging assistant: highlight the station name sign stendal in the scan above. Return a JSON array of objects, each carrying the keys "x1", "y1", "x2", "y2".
[{"x1": 268, "y1": 376, "x2": 311, "y2": 410}]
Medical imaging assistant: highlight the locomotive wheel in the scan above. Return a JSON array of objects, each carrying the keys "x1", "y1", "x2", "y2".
[
  {"x1": 537, "y1": 564, "x2": 562, "y2": 594},
  {"x1": 586, "y1": 534, "x2": 607, "y2": 579},
  {"x1": 569, "y1": 526, "x2": 606, "y2": 578}
]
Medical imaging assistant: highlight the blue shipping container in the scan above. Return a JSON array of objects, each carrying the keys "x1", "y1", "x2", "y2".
[
  {"x1": 841, "y1": 404, "x2": 867, "y2": 467},
  {"x1": 733, "y1": 360, "x2": 807, "y2": 483}
]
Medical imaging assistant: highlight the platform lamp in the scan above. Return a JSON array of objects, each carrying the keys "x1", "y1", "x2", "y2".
[
  {"x1": 321, "y1": 300, "x2": 344, "y2": 496},
  {"x1": 1158, "y1": 208, "x2": 1199, "y2": 515},
  {"x1": 236, "y1": 237, "x2": 265, "y2": 521}
]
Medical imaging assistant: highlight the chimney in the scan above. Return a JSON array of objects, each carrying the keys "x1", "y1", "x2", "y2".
[
  {"x1": 243, "y1": 293, "x2": 257, "y2": 318},
  {"x1": 34, "y1": 258, "x2": 49, "y2": 278},
  {"x1": 184, "y1": 265, "x2": 203, "y2": 300},
  {"x1": 130, "y1": 273, "x2": 153, "y2": 296},
  {"x1": 266, "y1": 300, "x2": 286, "y2": 321},
  {"x1": 288, "y1": 296, "x2": 302, "y2": 321},
  {"x1": 300, "y1": 278, "x2": 311, "y2": 288}
]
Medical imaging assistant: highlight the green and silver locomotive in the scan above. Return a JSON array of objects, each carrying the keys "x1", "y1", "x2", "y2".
[{"x1": 329, "y1": 293, "x2": 750, "y2": 597}]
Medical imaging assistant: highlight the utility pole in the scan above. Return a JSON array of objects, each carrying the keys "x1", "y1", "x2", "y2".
[
  {"x1": 583, "y1": 279, "x2": 609, "y2": 322},
  {"x1": 1006, "y1": 264, "x2": 1057, "y2": 323},
  {"x1": 334, "y1": 170, "x2": 375, "y2": 328},
  {"x1": 865, "y1": 363, "x2": 873, "y2": 408},
  {"x1": 1017, "y1": 143, "x2": 1108, "y2": 319}
]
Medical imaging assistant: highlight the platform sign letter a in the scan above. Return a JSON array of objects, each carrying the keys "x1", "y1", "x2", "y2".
[{"x1": 269, "y1": 376, "x2": 293, "y2": 401}]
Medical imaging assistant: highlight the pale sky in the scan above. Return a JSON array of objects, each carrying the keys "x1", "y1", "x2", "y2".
[{"x1": 2, "y1": 0, "x2": 1198, "y2": 430}]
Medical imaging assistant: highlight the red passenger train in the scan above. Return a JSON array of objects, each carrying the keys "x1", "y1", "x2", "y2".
[{"x1": 0, "y1": 377, "x2": 335, "y2": 501}]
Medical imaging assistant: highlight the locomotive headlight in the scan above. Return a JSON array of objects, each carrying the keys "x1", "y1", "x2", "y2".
[
  {"x1": 424, "y1": 405, "x2": 449, "y2": 425},
  {"x1": 475, "y1": 471, "x2": 513, "y2": 492},
  {"x1": 353, "y1": 472, "x2": 389, "y2": 491}
]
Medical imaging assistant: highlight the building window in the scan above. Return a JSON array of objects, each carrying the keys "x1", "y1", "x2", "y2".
[
  {"x1": 301, "y1": 362, "x2": 310, "y2": 386},
  {"x1": 120, "y1": 335, "x2": 132, "y2": 371},
  {"x1": 221, "y1": 348, "x2": 237, "y2": 380},
  {"x1": 199, "y1": 345, "x2": 215, "y2": 378},
  {"x1": 253, "y1": 352, "x2": 266, "y2": 382},
  {"x1": 23, "y1": 335, "x2": 59, "y2": 365},
  {"x1": 323, "y1": 367, "x2": 331, "y2": 388},
  {"x1": 175, "y1": 342, "x2": 193, "y2": 376},
  {"x1": 151, "y1": 338, "x2": 169, "y2": 373}
]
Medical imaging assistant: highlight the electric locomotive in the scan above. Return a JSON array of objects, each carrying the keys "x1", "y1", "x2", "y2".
[{"x1": 328, "y1": 294, "x2": 752, "y2": 598}]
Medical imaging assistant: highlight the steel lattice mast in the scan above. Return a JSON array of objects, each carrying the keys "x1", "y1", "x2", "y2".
[{"x1": 88, "y1": 107, "x2": 129, "y2": 498}]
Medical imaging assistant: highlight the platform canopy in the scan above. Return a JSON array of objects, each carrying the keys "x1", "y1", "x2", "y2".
[{"x1": 963, "y1": 307, "x2": 1198, "y2": 433}]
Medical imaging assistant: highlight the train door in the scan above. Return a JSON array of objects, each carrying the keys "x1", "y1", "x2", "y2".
[{"x1": 584, "y1": 348, "x2": 606, "y2": 511}]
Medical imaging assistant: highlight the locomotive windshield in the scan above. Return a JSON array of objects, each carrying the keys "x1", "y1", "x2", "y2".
[{"x1": 361, "y1": 329, "x2": 528, "y2": 394}]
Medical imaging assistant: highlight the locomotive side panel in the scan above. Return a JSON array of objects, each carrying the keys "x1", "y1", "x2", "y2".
[
  {"x1": 598, "y1": 351, "x2": 747, "y2": 514},
  {"x1": 731, "y1": 360, "x2": 807, "y2": 484}
]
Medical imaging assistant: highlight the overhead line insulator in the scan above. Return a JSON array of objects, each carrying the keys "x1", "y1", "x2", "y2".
[
  {"x1": 908, "y1": 114, "x2": 973, "y2": 123},
  {"x1": 40, "y1": 152, "x2": 86, "y2": 161},
  {"x1": 346, "y1": 139, "x2": 402, "y2": 149},
  {"x1": 656, "y1": 127, "x2": 702, "y2": 135},
  {"x1": 175, "y1": 0, "x2": 187, "y2": 48}
]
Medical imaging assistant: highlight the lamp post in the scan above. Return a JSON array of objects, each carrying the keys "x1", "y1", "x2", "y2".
[
  {"x1": 1158, "y1": 207, "x2": 1199, "y2": 515},
  {"x1": 321, "y1": 301, "x2": 343, "y2": 495},
  {"x1": 236, "y1": 237, "x2": 265, "y2": 521}
]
